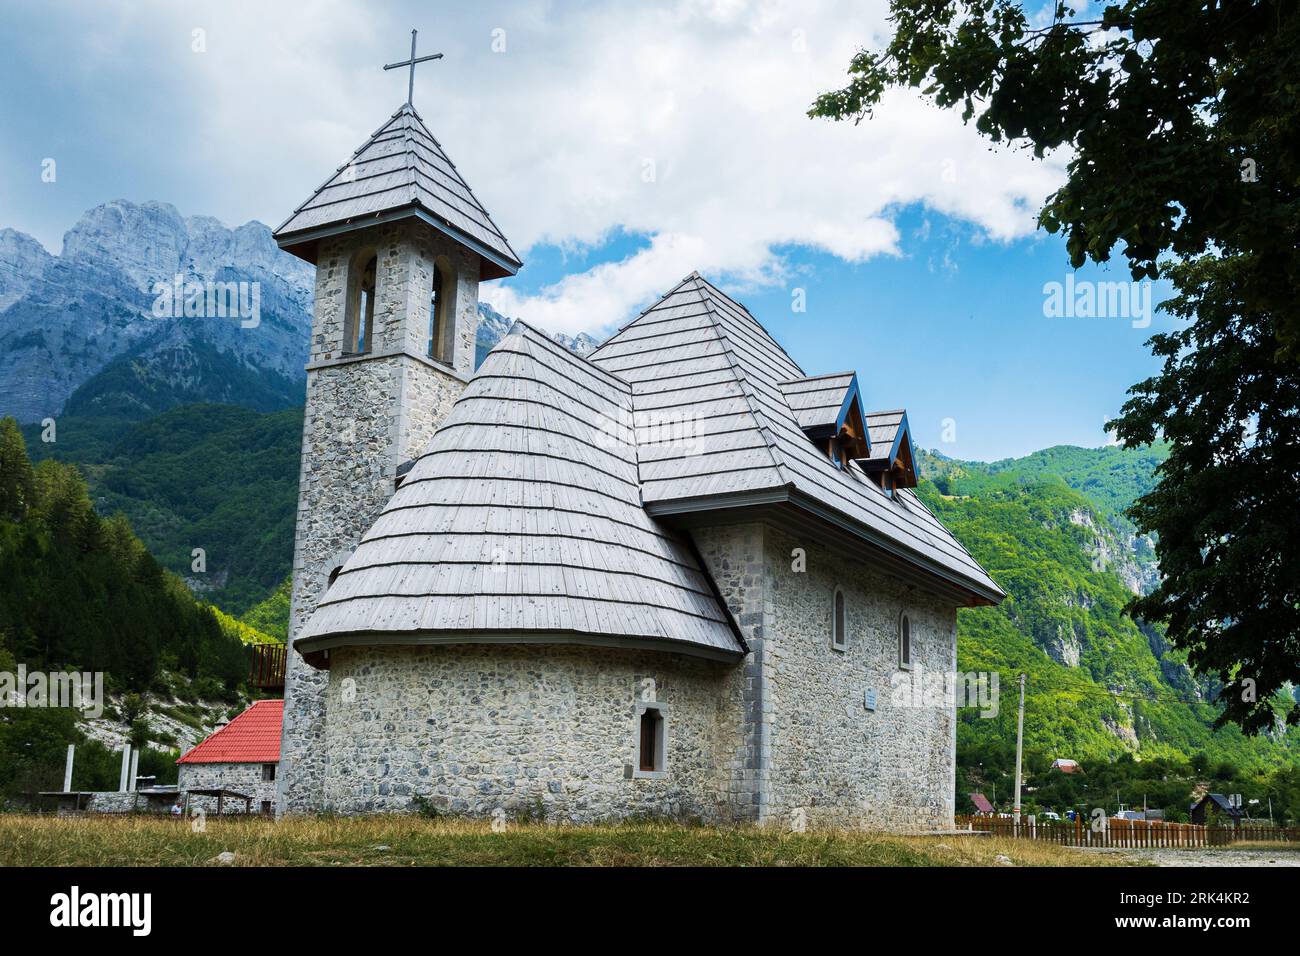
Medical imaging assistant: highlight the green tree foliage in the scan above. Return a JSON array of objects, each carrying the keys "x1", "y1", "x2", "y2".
[
  {"x1": 813, "y1": 1, "x2": 1300, "y2": 731},
  {"x1": 25, "y1": 403, "x2": 302, "y2": 613},
  {"x1": 1114, "y1": 256, "x2": 1300, "y2": 731},
  {"x1": 963, "y1": 750, "x2": 1260, "y2": 824},
  {"x1": 239, "y1": 575, "x2": 292, "y2": 642},
  {"x1": 925, "y1": 443, "x2": 1169, "y2": 518},
  {"x1": 0, "y1": 417, "x2": 249, "y2": 692},
  {"x1": 0, "y1": 417, "x2": 36, "y2": 521},
  {"x1": 914, "y1": 450, "x2": 1295, "y2": 775}
]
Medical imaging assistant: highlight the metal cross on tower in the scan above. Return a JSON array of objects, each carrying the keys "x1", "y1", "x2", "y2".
[{"x1": 383, "y1": 29, "x2": 443, "y2": 106}]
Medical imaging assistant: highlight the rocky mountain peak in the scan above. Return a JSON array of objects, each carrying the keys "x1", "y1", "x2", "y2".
[
  {"x1": 0, "y1": 200, "x2": 316, "y2": 424},
  {"x1": 0, "y1": 228, "x2": 53, "y2": 310},
  {"x1": 57, "y1": 199, "x2": 314, "y2": 299},
  {"x1": 61, "y1": 200, "x2": 191, "y2": 292}
]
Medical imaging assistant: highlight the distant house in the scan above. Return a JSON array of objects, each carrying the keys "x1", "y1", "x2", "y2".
[
  {"x1": 969, "y1": 792, "x2": 995, "y2": 815},
  {"x1": 1050, "y1": 758, "x2": 1081, "y2": 774},
  {"x1": 1189, "y1": 793, "x2": 1243, "y2": 827},
  {"x1": 177, "y1": 699, "x2": 282, "y2": 815}
]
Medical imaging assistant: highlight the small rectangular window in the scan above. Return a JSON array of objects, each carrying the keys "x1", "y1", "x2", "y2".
[
  {"x1": 262, "y1": 763, "x2": 276, "y2": 782},
  {"x1": 639, "y1": 711, "x2": 657, "y2": 771},
  {"x1": 831, "y1": 589, "x2": 847, "y2": 651},
  {"x1": 632, "y1": 703, "x2": 667, "y2": 778}
]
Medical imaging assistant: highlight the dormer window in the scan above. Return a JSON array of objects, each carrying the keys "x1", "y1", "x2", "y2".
[
  {"x1": 780, "y1": 372, "x2": 869, "y2": 469},
  {"x1": 860, "y1": 410, "x2": 919, "y2": 493},
  {"x1": 824, "y1": 437, "x2": 845, "y2": 470}
]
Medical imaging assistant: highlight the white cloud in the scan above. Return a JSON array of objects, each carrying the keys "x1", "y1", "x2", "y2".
[
  {"x1": 440, "y1": 0, "x2": 1067, "y2": 333},
  {"x1": 5, "y1": 0, "x2": 1066, "y2": 335}
]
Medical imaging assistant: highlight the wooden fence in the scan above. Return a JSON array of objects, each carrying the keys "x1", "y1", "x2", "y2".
[
  {"x1": 954, "y1": 815, "x2": 1300, "y2": 848},
  {"x1": 249, "y1": 642, "x2": 287, "y2": 690}
]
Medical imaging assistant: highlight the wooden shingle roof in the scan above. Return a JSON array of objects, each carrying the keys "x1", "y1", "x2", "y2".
[
  {"x1": 588, "y1": 273, "x2": 1004, "y2": 604},
  {"x1": 299, "y1": 272, "x2": 1003, "y2": 660},
  {"x1": 274, "y1": 104, "x2": 521, "y2": 278},
  {"x1": 298, "y1": 322, "x2": 745, "y2": 660}
]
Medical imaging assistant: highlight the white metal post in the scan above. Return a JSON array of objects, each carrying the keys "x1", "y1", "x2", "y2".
[
  {"x1": 1012, "y1": 673, "x2": 1026, "y2": 827},
  {"x1": 63, "y1": 744, "x2": 75, "y2": 792}
]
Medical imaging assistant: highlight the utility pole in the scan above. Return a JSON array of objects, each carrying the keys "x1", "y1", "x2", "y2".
[
  {"x1": 62, "y1": 743, "x2": 74, "y2": 796},
  {"x1": 1012, "y1": 673, "x2": 1026, "y2": 827}
]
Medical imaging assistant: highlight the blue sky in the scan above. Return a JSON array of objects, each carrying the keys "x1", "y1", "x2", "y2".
[{"x1": 0, "y1": 0, "x2": 1174, "y2": 460}]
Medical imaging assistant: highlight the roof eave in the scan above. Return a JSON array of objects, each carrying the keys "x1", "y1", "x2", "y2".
[
  {"x1": 785, "y1": 487, "x2": 1003, "y2": 605},
  {"x1": 645, "y1": 487, "x2": 1005, "y2": 607},
  {"x1": 274, "y1": 205, "x2": 521, "y2": 279},
  {"x1": 292, "y1": 629, "x2": 747, "y2": 666},
  {"x1": 833, "y1": 373, "x2": 863, "y2": 435}
]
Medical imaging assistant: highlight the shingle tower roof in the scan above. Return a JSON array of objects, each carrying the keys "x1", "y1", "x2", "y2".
[{"x1": 273, "y1": 103, "x2": 521, "y2": 278}]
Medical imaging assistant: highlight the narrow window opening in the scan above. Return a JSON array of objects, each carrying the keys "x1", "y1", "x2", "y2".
[
  {"x1": 832, "y1": 588, "x2": 846, "y2": 651},
  {"x1": 428, "y1": 258, "x2": 455, "y2": 364},
  {"x1": 899, "y1": 613, "x2": 912, "y2": 669},
  {"x1": 633, "y1": 703, "x2": 666, "y2": 776},
  {"x1": 327, "y1": 565, "x2": 343, "y2": 589},
  {"x1": 346, "y1": 253, "x2": 377, "y2": 354},
  {"x1": 639, "y1": 710, "x2": 657, "y2": 771},
  {"x1": 262, "y1": 763, "x2": 276, "y2": 782}
]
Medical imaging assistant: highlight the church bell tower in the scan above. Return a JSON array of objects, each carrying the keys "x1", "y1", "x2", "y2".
[{"x1": 271, "y1": 33, "x2": 521, "y2": 812}]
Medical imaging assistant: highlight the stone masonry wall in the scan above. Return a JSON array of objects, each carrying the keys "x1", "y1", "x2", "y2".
[
  {"x1": 320, "y1": 643, "x2": 743, "y2": 822},
  {"x1": 692, "y1": 522, "x2": 959, "y2": 831},
  {"x1": 763, "y1": 527, "x2": 958, "y2": 831},
  {"x1": 277, "y1": 221, "x2": 480, "y2": 814},
  {"x1": 298, "y1": 515, "x2": 957, "y2": 828},
  {"x1": 76, "y1": 791, "x2": 168, "y2": 814}
]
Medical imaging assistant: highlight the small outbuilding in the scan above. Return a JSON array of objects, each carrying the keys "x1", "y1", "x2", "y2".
[
  {"x1": 1189, "y1": 793, "x2": 1243, "y2": 827},
  {"x1": 969, "y1": 792, "x2": 995, "y2": 815},
  {"x1": 1050, "y1": 758, "x2": 1082, "y2": 774},
  {"x1": 177, "y1": 699, "x2": 282, "y2": 815}
]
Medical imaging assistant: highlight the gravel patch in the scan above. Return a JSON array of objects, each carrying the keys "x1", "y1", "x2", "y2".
[{"x1": 1118, "y1": 847, "x2": 1300, "y2": 867}]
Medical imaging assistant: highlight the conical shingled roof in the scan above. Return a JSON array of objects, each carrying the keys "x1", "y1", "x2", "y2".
[
  {"x1": 274, "y1": 104, "x2": 521, "y2": 278},
  {"x1": 297, "y1": 322, "x2": 745, "y2": 660},
  {"x1": 588, "y1": 273, "x2": 1004, "y2": 604}
]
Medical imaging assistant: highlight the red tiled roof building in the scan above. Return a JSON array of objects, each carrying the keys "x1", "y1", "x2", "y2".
[{"x1": 177, "y1": 700, "x2": 283, "y2": 816}]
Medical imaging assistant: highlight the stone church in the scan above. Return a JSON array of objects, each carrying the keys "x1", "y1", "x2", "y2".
[{"x1": 270, "y1": 94, "x2": 1003, "y2": 830}]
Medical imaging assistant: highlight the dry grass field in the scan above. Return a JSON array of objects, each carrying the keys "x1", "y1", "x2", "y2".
[{"x1": 0, "y1": 814, "x2": 1133, "y2": 867}]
